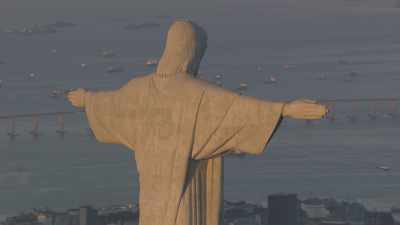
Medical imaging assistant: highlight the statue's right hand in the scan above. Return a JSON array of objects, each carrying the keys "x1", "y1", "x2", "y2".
[
  {"x1": 282, "y1": 99, "x2": 328, "y2": 120},
  {"x1": 67, "y1": 88, "x2": 87, "y2": 108}
]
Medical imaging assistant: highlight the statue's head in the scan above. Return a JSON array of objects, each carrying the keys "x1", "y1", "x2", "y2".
[{"x1": 156, "y1": 20, "x2": 208, "y2": 77}]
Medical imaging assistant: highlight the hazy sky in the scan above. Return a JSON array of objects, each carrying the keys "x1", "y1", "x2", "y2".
[
  {"x1": 0, "y1": 0, "x2": 398, "y2": 26},
  {"x1": 0, "y1": 0, "x2": 236, "y2": 25},
  {"x1": 1, "y1": 0, "x2": 396, "y2": 9},
  {"x1": 0, "y1": 0, "x2": 241, "y2": 11}
]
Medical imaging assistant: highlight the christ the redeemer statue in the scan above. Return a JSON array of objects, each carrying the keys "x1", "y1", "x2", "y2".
[{"x1": 67, "y1": 20, "x2": 328, "y2": 225}]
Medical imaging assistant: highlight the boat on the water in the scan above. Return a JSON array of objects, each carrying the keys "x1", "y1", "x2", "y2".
[
  {"x1": 264, "y1": 75, "x2": 277, "y2": 84},
  {"x1": 106, "y1": 66, "x2": 124, "y2": 74},
  {"x1": 377, "y1": 166, "x2": 391, "y2": 171},
  {"x1": 145, "y1": 59, "x2": 158, "y2": 67},
  {"x1": 100, "y1": 49, "x2": 116, "y2": 58}
]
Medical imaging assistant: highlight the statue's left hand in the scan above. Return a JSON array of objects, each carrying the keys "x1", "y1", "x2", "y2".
[
  {"x1": 67, "y1": 88, "x2": 87, "y2": 108},
  {"x1": 282, "y1": 99, "x2": 328, "y2": 120}
]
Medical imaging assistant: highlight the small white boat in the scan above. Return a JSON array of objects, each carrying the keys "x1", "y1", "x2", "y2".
[
  {"x1": 377, "y1": 166, "x2": 391, "y2": 171},
  {"x1": 28, "y1": 73, "x2": 38, "y2": 80},
  {"x1": 50, "y1": 89, "x2": 64, "y2": 98},
  {"x1": 239, "y1": 82, "x2": 248, "y2": 89},
  {"x1": 215, "y1": 74, "x2": 223, "y2": 80},
  {"x1": 237, "y1": 82, "x2": 248, "y2": 94},
  {"x1": 264, "y1": 76, "x2": 277, "y2": 84},
  {"x1": 283, "y1": 64, "x2": 296, "y2": 69},
  {"x1": 382, "y1": 112, "x2": 397, "y2": 119},
  {"x1": 145, "y1": 58, "x2": 158, "y2": 67},
  {"x1": 100, "y1": 49, "x2": 116, "y2": 58},
  {"x1": 106, "y1": 66, "x2": 124, "y2": 73}
]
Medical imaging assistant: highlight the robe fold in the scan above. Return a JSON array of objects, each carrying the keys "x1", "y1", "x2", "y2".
[{"x1": 84, "y1": 74, "x2": 283, "y2": 225}]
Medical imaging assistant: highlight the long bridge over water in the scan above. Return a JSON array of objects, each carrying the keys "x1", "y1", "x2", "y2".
[{"x1": 1, "y1": 97, "x2": 400, "y2": 141}]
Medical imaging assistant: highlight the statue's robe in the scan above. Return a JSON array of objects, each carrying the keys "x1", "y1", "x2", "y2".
[{"x1": 84, "y1": 73, "x2": 283, "y2": 225}]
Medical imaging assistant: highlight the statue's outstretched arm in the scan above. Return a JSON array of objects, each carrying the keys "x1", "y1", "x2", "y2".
[
  {"x1": 281, "y1": 99, "x2": 328, "y2": 120},
  {"x1": 191, "y1": 87, "x2": 328, "y2": 159},
  {"x1": 67, "y1": 88, "x2": 127, "y2": 145}
]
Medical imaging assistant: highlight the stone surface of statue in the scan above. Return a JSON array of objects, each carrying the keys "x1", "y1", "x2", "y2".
[{"x1": 68, "y1": 20, "x2": 327, "y2": 225}]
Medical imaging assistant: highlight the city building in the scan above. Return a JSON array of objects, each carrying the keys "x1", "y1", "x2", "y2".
[
  {"x1": 268, "y1": 193, "x2": 300, "y2": 225},
  {"x1": 365, "y1": 211, "x2": 395, "y2": 225},
  {"x1": 320, "y1": 220, "x2": 350, "y2": 225},
  {"x1": 79, "y1": 207, "x2": 97, "y2": 225}
]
